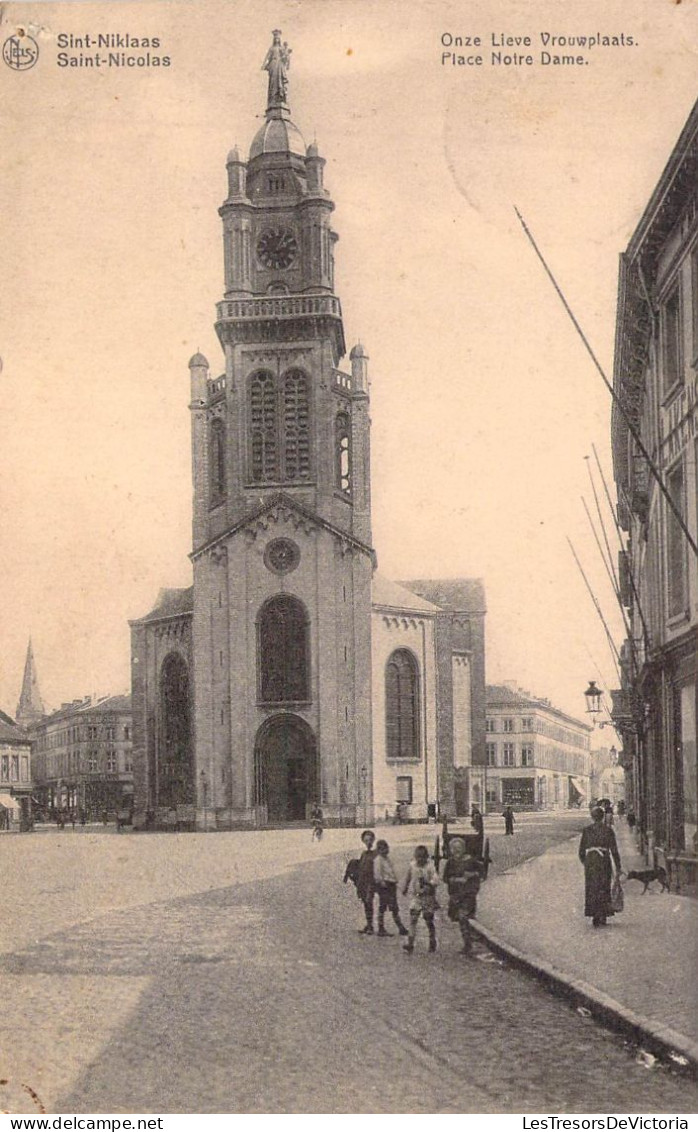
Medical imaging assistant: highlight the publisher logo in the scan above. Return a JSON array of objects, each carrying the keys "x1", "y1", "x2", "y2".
[{"x1": 3, "y1": 33, "x2": 39, "y2": 70}]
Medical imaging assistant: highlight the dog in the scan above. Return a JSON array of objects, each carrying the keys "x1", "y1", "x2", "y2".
[{"x1": 624, "y1": 867, "x2": 670, "y2": 894}]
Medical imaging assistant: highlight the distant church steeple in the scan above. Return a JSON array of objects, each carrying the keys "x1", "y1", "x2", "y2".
[{"x1": 16, "y1": 639, "x2": 44, "y2": 728}]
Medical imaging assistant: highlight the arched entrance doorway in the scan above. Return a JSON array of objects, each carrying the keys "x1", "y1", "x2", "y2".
[
  {"x1": 254, "y1": 714, "x2": 318, "y2": 822},
  {"x1": 158, "y1": 651, "x2": 194, "y2": 809}
]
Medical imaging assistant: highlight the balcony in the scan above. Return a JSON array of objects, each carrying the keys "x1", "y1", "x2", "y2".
[
  {"x1": 216, "y1": 294, "x2": 342, "y2": 322},
  {"x1": 216, "y1": 293, "x2": 346, "y2": 357}
]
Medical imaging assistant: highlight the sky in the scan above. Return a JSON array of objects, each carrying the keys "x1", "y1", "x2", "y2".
[{"x1": 1, "y1": 0, "x2": 696, "y2": 728}]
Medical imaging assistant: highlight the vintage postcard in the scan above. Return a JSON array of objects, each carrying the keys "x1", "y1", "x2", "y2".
[{"x1": 0, "y1": 0, "x2": 697, "y2": 1118}]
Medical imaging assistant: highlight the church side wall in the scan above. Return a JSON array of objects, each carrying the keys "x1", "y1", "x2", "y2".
[
  {"x1": 131, "y1": 615, "x2": 194, "y2": 827},
  {"x1": 371, "y1": 612, "x2": 437, "y2": 820}
]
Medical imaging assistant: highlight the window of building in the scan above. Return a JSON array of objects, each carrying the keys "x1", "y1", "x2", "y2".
[
  {"x1": 209, "y1": 417, "x2": 227, "y2": 500},
  {"x1": 258, "y1": 594, "x2": 310, "y2": 703},
  {"x1": 10, "y1": 756, "x2": 19, "y2": 781},
  {"x1": 521, "y1": 744, "x2": 534, "y2": 767},
  {"x1": 486, "y1": 785, "x2": 498, "y2": 805},
  {"x1": 88, "y1": 751, "x2": 98, "y2": 773},
  {"x1": 522, "y1": 717, "x2": 533, "y2": 731},
  {"x1": 105, "y1": 726, "x2": 115, "y2": 742},
  {"x1": 486, "y1": 742, "x2": 497, "y2": 766},
  {"x1": 106, "y1": 749, "x2": 117, "y2": 774},
  {"x1": 250, "y1": 370, "x2": 278, "y2": 481},
  {"x1": 485, "y1": 719, "x2": 496, "y2": 733},
  {"x1": 662, "y1": 286, "x2": 683, "y2": 395},
  {"x1": 503, "y1": 743, "x2": 515, "y2": 767},
  {"x1": 503, "y1": 718, "x2": 514, "y2": 733},
  {"x1": 0, "y1": 756, "x2": 7, "y2": 780},
  {"x1": 667, "y1": 461, "x2": 687, "y2": 618},
  {"x1": 396, "y1": 775, "x2": 413, "y2": 804},
  {"x1": 124, "y1": 726, "x2": 130, "y2": 741},
  {"x1": 385, "y1": 649, "x2": 421, "y2": 760},
  {"x1": 282, "y1": 370, "x2": 311, "y2": 481},
  {"x1": 124, "y1": 753, "x2": 134, "y2": 772},
  {"x1": 335, "y1": 412, "x2": 351, "y2": 495}
]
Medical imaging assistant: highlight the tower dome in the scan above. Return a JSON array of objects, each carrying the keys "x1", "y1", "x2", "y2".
[
  {"x1": 188, "y1": 352, "x2": 209, "y2": 369},
  {"x1": 249, "y1": 115, "x2": 306, "y2": 161}
]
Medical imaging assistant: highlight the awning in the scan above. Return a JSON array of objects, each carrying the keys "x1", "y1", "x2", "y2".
[
  {"x1": 0, "y1": 793, "x2": 18, "y2": 809},
  {"x1": 569, "y1": 777, "x2": 587, "y2": 797}
]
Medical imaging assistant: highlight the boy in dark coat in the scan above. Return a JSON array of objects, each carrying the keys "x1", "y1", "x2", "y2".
[{"x1": 356, "y1": 829, "x2": 377, "y2": 934}]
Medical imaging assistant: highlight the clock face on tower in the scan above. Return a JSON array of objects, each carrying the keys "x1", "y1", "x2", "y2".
[{"x1": 256, "y1": 228, "x2": 298, "y2": 270}]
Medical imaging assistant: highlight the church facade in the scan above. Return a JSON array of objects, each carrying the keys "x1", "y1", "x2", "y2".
[{"x1": 129, "y1": 34, "x2": 486, "y2": 829}]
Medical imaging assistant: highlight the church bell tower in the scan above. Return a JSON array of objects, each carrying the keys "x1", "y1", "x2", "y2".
[{"x1": 189, "y1": 31, "x2": 374, "y2": 824}]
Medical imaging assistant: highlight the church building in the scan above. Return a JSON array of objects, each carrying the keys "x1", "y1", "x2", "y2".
[{"x1": 129, "y1": 32, "x2": 486, "y2": 829}]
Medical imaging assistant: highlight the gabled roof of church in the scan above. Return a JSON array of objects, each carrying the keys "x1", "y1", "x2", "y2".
[
  {"x1": 132, "y1": 586, "x2": 194, "y2": 625},
  {"x1": 399, "y1": 578, "x2": 486, "y2": 615},
  {"x1": 372, "y1": 574, "x2": 441, "y2": 614},
  {"x1": 190, "y1": 493, "x2": 375, "y2": 564}
]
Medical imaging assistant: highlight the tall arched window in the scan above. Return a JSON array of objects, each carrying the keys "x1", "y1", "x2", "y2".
[
  {"x1": 283, "y1": 370, "x2": 311, "y2": 480},
  {"x1": 159, "y1": 652, "x2": 194, "y2": 807},
  {"x1": 258, "y1": 595, "x2": 310, "y2": 703},
  {"x1": 385, "y1": 649, "x2": 420, "y2": 760},
  {"x1": 250, "y1": 370, "x2": 278, "y2": 481},
  {"x1": 209, "y1": 417, "x2": 226, "y2": 499},
  {"x1": 335, "y1": 412, "x2": 351, "y2": 495}
]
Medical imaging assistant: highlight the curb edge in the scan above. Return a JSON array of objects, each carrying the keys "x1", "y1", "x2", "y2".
[{"x1": 470, "y1": 920, "x2": 698, "y2": 1078}]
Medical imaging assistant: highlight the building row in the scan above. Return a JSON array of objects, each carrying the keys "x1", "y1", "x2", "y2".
[
  {"x1": 484, "y1": 684, "x2": 593, "y2": 810},
  {"x1": 611, "y1": 97, "x2": 698, "y2": 885}
]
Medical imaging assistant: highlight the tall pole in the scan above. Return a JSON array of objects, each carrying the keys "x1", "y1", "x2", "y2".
[{"x1": 514, "y1": 207, "x2": 698, "y2": 560}]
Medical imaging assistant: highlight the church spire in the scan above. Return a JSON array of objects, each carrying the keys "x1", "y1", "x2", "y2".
[{"x1": 16, "y1": 638, "x2": 44, "y2": 728}]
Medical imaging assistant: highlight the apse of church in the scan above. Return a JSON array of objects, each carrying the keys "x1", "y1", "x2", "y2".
[{"x1": 129, "y1": 32, "x2": 486, "y2": 830}]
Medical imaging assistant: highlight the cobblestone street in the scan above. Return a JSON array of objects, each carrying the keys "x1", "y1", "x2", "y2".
[{"x1": 0, "y1": 818, "x2": 696, "y2": 1113}]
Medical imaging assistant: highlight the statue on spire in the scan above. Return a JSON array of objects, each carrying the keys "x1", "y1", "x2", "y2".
[{"x1": 262, "y1": 29, "x2": 291, "y2": 110}]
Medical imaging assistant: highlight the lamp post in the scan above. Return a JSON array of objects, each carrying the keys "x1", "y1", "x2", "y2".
[
  {"x1": 360, "y1": 763, "x2": 368, "y2": 827},
  {"x1": 200, "y1": 768, "x2": 208, "y2": 833}
]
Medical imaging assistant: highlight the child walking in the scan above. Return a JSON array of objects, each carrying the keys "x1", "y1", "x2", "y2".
[
  {"x1": 402, "y1": 844, "x2": 440, "y2": 953},
  {"x1": 356, "y1": 829, "x2": 377, "y2": 935},
  {"x1": 373, "y1": 839, "x2": 408, "y2": 938},
  {"x1": 443, "y1": 835, "x2": 483, "y2": 957}
]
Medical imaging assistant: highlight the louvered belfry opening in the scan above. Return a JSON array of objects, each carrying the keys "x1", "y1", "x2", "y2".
[{"x1": 249, "y1": 368, "x2": 311, "y2": 483}]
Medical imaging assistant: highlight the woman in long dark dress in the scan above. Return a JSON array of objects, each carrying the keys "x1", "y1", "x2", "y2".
[{"x1": 578, "y1": 807, "x2": 622, "y2": 927}]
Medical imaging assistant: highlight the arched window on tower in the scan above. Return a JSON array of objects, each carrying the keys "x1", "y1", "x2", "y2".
[
  {"x1": 209, "y1": 417, "x2": 226, "y2": 500},
  {"x1": 385, "y1": 649, "x2": 421, "y2": 760},
  {"x1": 258, "y1": 594, "x2": 310, "y2": 703},
  {"x1": 282, "y1": 370, "x2": 311, "y2": 481},
  {"x1": 249, "y1": 370, "x2": 278, "y2": 482},
  {"x1": 335, "y1": 412, "x2": 351, "y2": 496}
]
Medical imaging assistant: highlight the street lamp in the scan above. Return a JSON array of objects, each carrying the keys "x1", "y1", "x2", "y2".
[
  {"x1": 200, "y1": 769, "x2": 208, "y2": 833},
  {"x1": 583, "y1": 680, "x2": 602, "y2": 715},
  {"x1": 360, "y1": 763, "x2": 368, "y2": 827}
]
